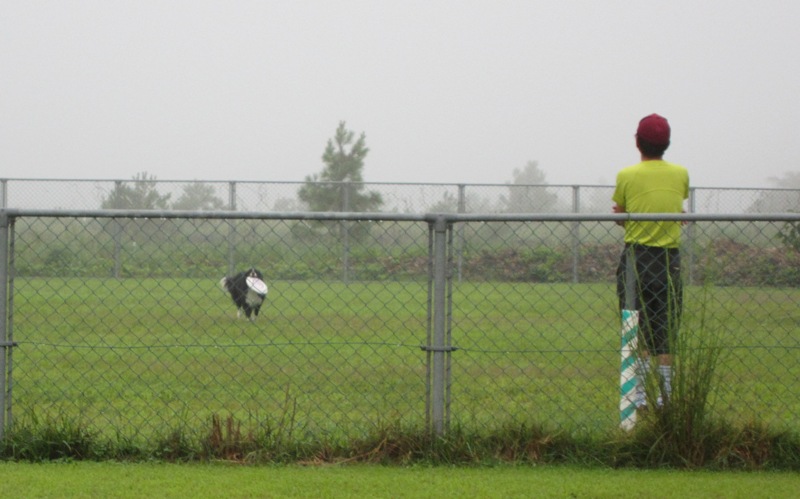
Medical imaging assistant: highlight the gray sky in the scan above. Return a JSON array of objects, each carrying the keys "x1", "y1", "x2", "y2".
[{"x1": 2, "y1": 1, "x2": 798, "y2": 188}]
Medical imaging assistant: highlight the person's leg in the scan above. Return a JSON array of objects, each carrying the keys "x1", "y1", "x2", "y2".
[
  {"x1": 649, "y1": 249, "x2": 682, "y2": 405},
  {"x1": 659, "y1": 249, "x2": 683, "y2": 403},
  {"x1": 637, "y1": 246, "x2": 673, "y2": 406}
]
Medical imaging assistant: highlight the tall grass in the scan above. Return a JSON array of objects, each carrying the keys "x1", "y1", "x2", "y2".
[
  {"x1": 4, "y1": 410, "x2": 798, "y2": 469},
  {"x1": 628, "y1": 283, "x2": 726, "y2": 467}
]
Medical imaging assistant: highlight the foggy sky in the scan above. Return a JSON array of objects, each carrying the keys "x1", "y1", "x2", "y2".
[{"x1": 2, "y1": 1, "x2": 798, "y2": 188}]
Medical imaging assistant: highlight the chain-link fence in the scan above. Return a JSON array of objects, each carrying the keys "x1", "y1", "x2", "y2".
[
  {"x1": 2, "y1": 178, "x2": 800, "y2": 214},
  {"x1": 1, "y1": 209, "x2": 799, "y2": 442}
]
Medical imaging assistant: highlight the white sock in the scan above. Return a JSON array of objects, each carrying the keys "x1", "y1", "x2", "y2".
[{"x1": 658, "y1": 365, "x2": 672, "y2": 403}]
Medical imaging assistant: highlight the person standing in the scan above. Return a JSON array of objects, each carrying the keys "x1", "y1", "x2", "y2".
[{"x1": 612, "y1": 113, "x2": 689, "y2": 411}]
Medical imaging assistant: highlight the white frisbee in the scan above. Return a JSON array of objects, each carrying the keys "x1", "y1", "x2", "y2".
[{"x1": 246, "y1": 276, "x2": 268, "y2": 295}]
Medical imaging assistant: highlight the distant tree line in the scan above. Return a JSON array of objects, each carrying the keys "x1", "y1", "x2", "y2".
[
  {"x1": 98, "y1": 126, "x2": 800, "y2": 250},
  {"x1": 99, "y1": 122, "x2": 385, "y2": 214},
  {"x1": 100, "y1": 172, "x2": 226, "y2": 211}
]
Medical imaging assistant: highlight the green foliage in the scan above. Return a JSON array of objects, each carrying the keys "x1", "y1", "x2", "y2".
[
  {"x1": 2, "y1": 411, "x2": 99, "y2": 461},
  {"x1": 464, "y1": 247, "x2": 564, "y2": 282},
  {"x1": 614, "y1": 418, "x2": 800, "y2": 470},
  {"x1": 695, "y1": 238, "x2": 800, "y2": 286},
  {"x1": 43, "y1": 246, "x2": 74, "y2": 270},
  {"x1": 4, "y1": 414, "x2": 799, "y2": 469},
  {"x1": 777, "y1": 218, "x2": 800, "y2": 253},
  {"x1": 152, "y1": 426, "x2": 199, "y2": 461}
]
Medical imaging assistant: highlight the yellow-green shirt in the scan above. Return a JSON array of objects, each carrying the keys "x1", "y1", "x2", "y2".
[{"x1": 612, "y1": 160, "x2": 689, "y2": 248}]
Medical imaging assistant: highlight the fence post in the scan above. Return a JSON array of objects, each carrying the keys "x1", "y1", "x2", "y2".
[
  {"x1": 112, "y1": 181, "x2": 123, "y2": 278},
  {"x1": 571, "y1": 185, "x2": 580, "y2": 283},
  {"x1": 341, "y1": 183, "x2": 351, "y2": 284},
  {"x1": 227, "y1": 181, "x2": 237, "y2": 276},
  {"x1": 619, "y1": 245, "x2": 639, "y2": 430},
  {"x1": 456, "y1": 184, "x2": 465, "y2": 282},
  {"x1": 686, "y1": 187, "x2": 696, "y2": 285},
  {"x1": 112, "y1": 220, "x2": 122, "y2": 279},
  {"x1": 428, "y1": 215, "x2": 452, "y2": 435},
  {"x1": 0, "y1": 212, "x2": 10, "y2": 439}
]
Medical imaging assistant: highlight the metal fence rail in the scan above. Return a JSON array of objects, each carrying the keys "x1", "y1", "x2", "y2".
[
  {"x1": 2, "y1": 177, "x2": 800, "y2": 214},
  {"x1": 1, "y1": 209, "x2": 799, "y2": 441}
]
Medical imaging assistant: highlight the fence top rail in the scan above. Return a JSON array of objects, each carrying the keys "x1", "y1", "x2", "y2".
[
  {"x1": 2, "y1": 209, "x2": 799, "y2": 224},
  {"x1": 449, "y1": 212, "x2": 800, "y2": 223},
  {"x1": 0, "y1": 209, "x2": 428, "y2": 223},
  {"x1": 2, "y1": 177, "x2": 799, "y2": 192}
]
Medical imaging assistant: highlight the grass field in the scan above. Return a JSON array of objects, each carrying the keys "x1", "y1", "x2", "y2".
[
  {"x1": 7, "y1": 276, "x2": 800, "y2": 445},
  {"x1": 2, "y1": 462, "x2": 800, "y2": 498}
]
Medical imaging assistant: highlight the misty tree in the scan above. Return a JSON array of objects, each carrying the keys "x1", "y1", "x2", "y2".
[
  {"x1": 272, "y1": 197, "x2": 306, "y2": 211},
  {"x1": 582, "y1": 185, "x2": 616, "y2": 213},
  {"x1": 100, "y1": 172, "x2": 172, "y2": 249},
  {"x1": 428, "y1": 190, "x2": 497, "y2": 213},
  {"x1": 747, "y1": 172, "x2": 800, "y2": 213},
  {"x1": 294, "y1": 121, "x2": 384, "y2": 244},
  {"x1": 751, "y1": 172, "x2": 800, "y2": 253},
  {"x1": 297, "y1": 121, "x2": 383, "y2": 212},
  {"x1": 101, "y1": 172, "x2": 171, "y2": 210},
  {"x1": 501, "y1": 161, "x2": 559, "y2": 213},
  {"x1": 172, "y1": 182, "x2": 226, "y2": 210}
]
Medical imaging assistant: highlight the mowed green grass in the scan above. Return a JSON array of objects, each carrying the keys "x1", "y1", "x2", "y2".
[
  {"x1": 9, "y1": 277, "x2": 800, "y2": 441},
  {"x1": 2, "y1": 462, "x2": 800, "y2": 499}
]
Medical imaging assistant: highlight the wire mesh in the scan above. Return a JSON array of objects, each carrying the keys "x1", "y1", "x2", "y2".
[{"x1": 2, "y1": 211, "x2": 799, "y2": 441}]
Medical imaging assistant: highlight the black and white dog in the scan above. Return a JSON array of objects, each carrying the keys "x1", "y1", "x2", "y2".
[{"x1": 220, "y1": 268, "x2": 268, "y2": 320}]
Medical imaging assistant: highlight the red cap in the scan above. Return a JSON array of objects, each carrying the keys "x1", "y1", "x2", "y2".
[{"x1": 636, "y1": 114, "x2": 670, "y2": 145}]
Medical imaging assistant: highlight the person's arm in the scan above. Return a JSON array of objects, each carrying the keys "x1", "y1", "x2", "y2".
[{"x1": 612, "y1": 203, "x2": 626, "y2": 226}]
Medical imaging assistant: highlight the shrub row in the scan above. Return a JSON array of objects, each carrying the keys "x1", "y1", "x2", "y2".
[
  {"x1": 15, "y1": 239, "x2": 800, "y2": 287},
  {"x1": 3, "y1": 413, "x2": 799, "y2": 470}
]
